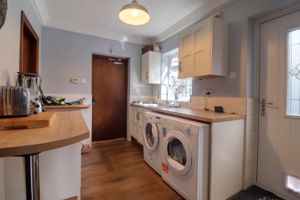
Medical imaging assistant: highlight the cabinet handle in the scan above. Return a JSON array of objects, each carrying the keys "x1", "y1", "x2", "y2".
[
  {"x1": 179, "y1": 62, "x2": 182, "y2": 72},
  {"x1": 136, "y1": 112, "x2": 140, "y2": 121},
  {"x1": 146, "y1": 72, "x2": 149, "y2": 80}
]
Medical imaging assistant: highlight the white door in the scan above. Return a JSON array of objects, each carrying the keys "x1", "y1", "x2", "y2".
[{"x1": 259, "y1": 10, "x2": 300, "y2": 199}]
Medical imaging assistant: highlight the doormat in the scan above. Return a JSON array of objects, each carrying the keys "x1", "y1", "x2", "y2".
[{"x1": 230, "y1": 186, "x2": 284, "y2": 200}]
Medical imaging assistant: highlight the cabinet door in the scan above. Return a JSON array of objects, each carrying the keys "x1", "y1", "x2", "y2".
[
  {"x1": 142, "y1": 52, "x2": 161, "y2": 84},
  {"x1": 141, "y1": 54, "x2": 149, "y2": 84},
  {"x1": 179, "y1": 32, "x2": 194, "y2": 78},
  {"x1": 178, "y1": 16, "x2": 227, "y2": 79},
  {"x1": 148, "y1": 52, "x2": 161, "y2": 84},
  {"x1": 137, "y1": 124, "x2": 144, "y2": 144},
  {"x1": 194, "y1": 18, "x2": 212, "y2": 76},
  {"x1": 132, "y1": 109, "x2": 141, "y2": 139},
  {"x1": 138, "y1": 112, "x2": 144, "y2": 145},
  {"x1": 129, "y1": 108, "x2": 134, "y2": 137}
]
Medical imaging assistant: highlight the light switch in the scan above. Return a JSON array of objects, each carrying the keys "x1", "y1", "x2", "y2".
[
  {"x1": 70, "y1": 78, "x2": 87, "y2": 84},
  {"x1": 71, "y1": 78, "x2": 81, "y2": 84}
]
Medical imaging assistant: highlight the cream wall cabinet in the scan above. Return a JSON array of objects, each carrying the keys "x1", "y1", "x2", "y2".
[
  {"x1": 141, "y1": 51, "x2": 161, "y2": 84},
  {"x1": 179, "y1": 15, "x2": 228, "y2": 78}
]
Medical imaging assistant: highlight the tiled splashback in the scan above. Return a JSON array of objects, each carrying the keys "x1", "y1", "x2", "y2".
[
  {"x1": 142, "y1": 95, "x2": 248, "y2": 115},
  {"x1": 182, "y1": 96, "x2": 247, "y2": 115},
  {"x1": 129, "y1": 96, "x2": 154, "y2": 103}
]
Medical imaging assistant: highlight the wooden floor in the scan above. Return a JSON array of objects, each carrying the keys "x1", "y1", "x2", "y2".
[{"x1": 81, "y1": 139, "x2": 183, "y2": 200}]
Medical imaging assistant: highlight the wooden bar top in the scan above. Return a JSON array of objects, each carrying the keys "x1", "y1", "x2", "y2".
[
  {"x1": 131, "y1": 104, "x2": 245, "y2": 123},
  {"x1": 0, "y1": 111, "x2": 89, "y2": 157},
  {"x1": 44, "y1": 104, "x2": 91, "y2": 110}
]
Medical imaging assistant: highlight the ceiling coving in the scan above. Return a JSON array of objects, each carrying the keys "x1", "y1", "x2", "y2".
[
  {"x1": 119, "y1": 0, "x2": 150, "y2": 26},
  {"x1": 0, "y1": 0, "x2": 7, "y2": 29}
]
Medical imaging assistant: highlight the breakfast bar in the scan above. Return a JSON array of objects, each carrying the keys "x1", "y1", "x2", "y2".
[{"x1": 0, "y1": 111, "x2": 89, "y2": 200}]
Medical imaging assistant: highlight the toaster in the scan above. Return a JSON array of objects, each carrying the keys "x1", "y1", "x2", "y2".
[{"x1": 0, "y1": 86, "x2": 31, "y2": 117}]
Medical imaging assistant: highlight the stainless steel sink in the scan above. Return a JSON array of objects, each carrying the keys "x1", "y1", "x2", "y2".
[
  {"x1": 132, "y1": 102, "x2": 158, "y2": 107},
  {"x1": 140, "y1": 103, "x2": 158, "y2": 107}
]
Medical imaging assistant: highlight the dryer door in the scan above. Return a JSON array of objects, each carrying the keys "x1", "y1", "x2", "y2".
[
  {"x1": 165, "y1": 131, "x2": 192, "y2": 176},
  {"x1": 143, "y1": 122, "x2": 159, "y2": 151}
]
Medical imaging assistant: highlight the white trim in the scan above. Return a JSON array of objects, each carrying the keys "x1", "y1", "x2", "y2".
[
  {"x1": 30, "y1": 0, "x2": 49, "y2": 24},
  {"x1": 255, "y1": 4, "x2": 300, "y2": 25},
  {"x1": 154, "y1": 0, "x2": 234, "y2": 43}
]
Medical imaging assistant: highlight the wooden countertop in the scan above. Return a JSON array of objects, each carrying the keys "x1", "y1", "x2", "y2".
[
  {"x1": 44, "y1": 104, "x2": 91, "y2": 110},
  {"x1": 0, "y1": 111, "x2": 89, "y2": 157},
  {"x1": 131, "y1": 104, "x2": 245, "y2": 123}
]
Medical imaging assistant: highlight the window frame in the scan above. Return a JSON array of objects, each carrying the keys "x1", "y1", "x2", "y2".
[
  {"x1": 160, "y1": 49, "x2": 192, "y2": 102},
  {"x1": 286, "y1": 27, "x2": 300, "y2": 117}
]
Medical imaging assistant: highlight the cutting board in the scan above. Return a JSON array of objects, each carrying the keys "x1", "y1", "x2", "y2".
[{"x1": 0, "y1": 112, "x2": 56, "y2": 131}]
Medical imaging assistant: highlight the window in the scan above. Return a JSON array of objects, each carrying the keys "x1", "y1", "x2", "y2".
[
  {"x1": 287, "y1": 29, "x2": 300, "y2": 116},
  {"x1": 161, "y1": 49, "x2": 192, "y2": 102}
]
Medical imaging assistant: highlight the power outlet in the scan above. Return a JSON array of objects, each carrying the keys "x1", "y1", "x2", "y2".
[
  {"x1": 200, "y1": 90, "x2": 213, "y2": 96},
  {"x1": 228, "y1": 72, "x2": 237, "y2": 80}
]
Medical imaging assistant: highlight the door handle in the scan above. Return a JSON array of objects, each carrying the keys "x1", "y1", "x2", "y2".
[
  {"x1": 261, "y1": 99, "x2": 277, "y2": 116},
  {"x1": 92, "y1": 97, "x2": 96, "y2": 104},
  {"x1": 265, "y1": 101, "x2": 277, "y2": 107}
]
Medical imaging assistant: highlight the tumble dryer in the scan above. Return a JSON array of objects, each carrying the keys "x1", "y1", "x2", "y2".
[{"x1": 160, "y1": 114, "x2": 210, "y2": 200}]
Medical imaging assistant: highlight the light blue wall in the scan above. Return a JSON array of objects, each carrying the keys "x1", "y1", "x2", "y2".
[
  {"x1": 41, "y1": 27, "x2": 153, "y2": 96},
  {"x1": 0, "y1": 1, "x2": 42, "y2": 200},
  {"x1": 160, "y1": 0, "x2": 299, "y2": 97},
  {"x1": 0, "y1": 0, "x2": 42, "y2": 86}
]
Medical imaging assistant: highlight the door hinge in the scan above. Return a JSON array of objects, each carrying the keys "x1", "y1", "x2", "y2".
[{"x1": 261, "y1": 99, "x2": 266, "y2": 116}]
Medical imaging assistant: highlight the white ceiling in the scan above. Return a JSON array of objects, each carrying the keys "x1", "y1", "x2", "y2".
[{"x1": 31, "y1": 0, "x2": 232, "y2": 44}]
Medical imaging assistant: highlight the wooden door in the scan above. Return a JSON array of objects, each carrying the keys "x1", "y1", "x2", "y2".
[
  {"x1": 92, "y1": 55, "x2": 128, "y2": 141},
  {"x1": 258, "y1": 10, "x2": 300, "y2": 198},
  {"x1": 20, "y1": 11, "x2": 39, "y2": 74}
]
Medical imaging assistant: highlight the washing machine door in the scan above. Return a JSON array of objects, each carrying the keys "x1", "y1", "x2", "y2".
[
  {"x1": 143, "y1": 122, "x2": 159, "y2": 151},
  {"x1": 165, "y1": 131, "x2": 192, "y2": 176}
]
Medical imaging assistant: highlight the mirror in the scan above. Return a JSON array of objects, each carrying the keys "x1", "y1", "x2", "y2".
[{"x1": 0, "y1": 0, "x2": 7, "y2": 29}]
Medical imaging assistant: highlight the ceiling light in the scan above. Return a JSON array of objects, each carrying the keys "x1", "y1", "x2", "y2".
[{"x1": 119, "y1": 0, "x2": 150, "y2": 26}]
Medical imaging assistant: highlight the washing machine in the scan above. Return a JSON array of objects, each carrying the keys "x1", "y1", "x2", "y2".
[
  {"x1": 143, "y1": 112, "x2": 165, "y2": 175},
  {"x1": 160, "y1": 114, "x2": 210, "y2": 200}
]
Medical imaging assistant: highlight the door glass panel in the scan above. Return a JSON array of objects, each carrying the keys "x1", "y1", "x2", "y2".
[
  {"x1": 167, "y1": 138, "x2": 186, "y2": 166},
  {"x1": 145, "y1": 123, "x2": 155, "y2": 147},
  {"x1": 287, "y1": 29, "x2": 300, "y2": 116}
]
